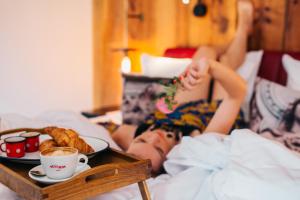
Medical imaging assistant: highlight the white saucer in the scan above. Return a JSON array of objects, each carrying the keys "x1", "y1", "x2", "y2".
[{"x1": 29, "y1": 164, "x2": 91, "y2": 184}]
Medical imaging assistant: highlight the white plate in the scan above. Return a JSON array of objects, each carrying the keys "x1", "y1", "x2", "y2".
[
  {"x1": 0, "y1": 133, "x2": 109, "y2": 164},
  {"x1": 29, "y1": 164, "x2": 91, "y2": 184}
]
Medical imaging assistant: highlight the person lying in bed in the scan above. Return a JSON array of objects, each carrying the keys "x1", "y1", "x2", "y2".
[
  {"x1": 110, "y1": 0, "x2": 253, "y2": 173},
  {"x1": 113, "y1": 58, "x2": 247, "y2": 173}
]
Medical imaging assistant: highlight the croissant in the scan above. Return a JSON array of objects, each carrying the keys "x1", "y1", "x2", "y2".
[
  {"x1": 39, "y1": 139, "x2": 58, "y2": 152},
  {"x1": 44, "y1": 127, "x2": 94, "y2": 154}
]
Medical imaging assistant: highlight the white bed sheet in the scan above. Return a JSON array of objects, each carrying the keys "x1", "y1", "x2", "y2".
[{"x1": 89, "y1": 110, "x2": 122, "y2": 125}]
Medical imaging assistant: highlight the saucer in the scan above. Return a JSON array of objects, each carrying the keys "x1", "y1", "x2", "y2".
[{"x1": 28, "y1": 164, "x2": 91, "y2": 184}]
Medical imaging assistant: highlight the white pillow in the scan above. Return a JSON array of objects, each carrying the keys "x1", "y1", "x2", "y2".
[
  {"x1": 141, "y1": 53, "x2": 191, "y2": 78},
  {"x1": 237, "y1": 50, "x2": 264, "y2": 121},
  {"x1": 141, "y1": 51, "x2": 263, "y2": 80},
  {"x1": 282, "y1": 54, "x2": 300, "y2": 91}
]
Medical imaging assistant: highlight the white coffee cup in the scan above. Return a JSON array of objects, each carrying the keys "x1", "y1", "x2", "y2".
[{"x1": 40, "y1": 147, "x2": 88, "y2": 180}]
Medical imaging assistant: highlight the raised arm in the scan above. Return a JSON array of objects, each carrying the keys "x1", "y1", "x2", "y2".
[
  {"x1": 206, "y1": 59, "x2": 246, "y2": 101},
  {"x1": 203, "y1": 59, "x2": 246, "y2": 134},
  {"x1": 179, "y1": 58, "x2": 247, "y2": 135}
]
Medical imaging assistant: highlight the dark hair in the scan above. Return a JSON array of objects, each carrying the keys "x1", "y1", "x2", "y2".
[
  {"x1": 282, "y1": 99, "x2": 300, "y2": 132},
  {"x1": 135, "y1": 123, "x2": 199, "y2": 141},
  {"x1": 134, "y1": 123, "x2": 199, "y2": 176}
]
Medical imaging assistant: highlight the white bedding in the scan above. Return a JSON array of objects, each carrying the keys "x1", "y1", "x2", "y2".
[
  {"x1": 89, "y1": 110, "x2": 122, "y2": 125},
  {"x1": 1, "y1": 112, "x2": 300, "y2": 200},
  {"x1": 94, "y1": 130, "x2": 300, "y2": 200},
  {"x1": 160, "y1": 130, "x2": 300, "y2": 200}
]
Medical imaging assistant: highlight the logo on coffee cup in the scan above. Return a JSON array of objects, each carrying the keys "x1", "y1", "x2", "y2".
[{"x1": 50, "y1": 165, "x2": 66, "y2": 169}]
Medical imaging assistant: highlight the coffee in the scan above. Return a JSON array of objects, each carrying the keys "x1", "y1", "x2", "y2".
[
  {"x1": 5, "y1": 136, "x2": 25, "y2": 143},
  {"x1": 43, "y1": 149, "x2": 74, "y2": 156},
  {"x1": 20, "y1": 132, "x2": 40, "y2": 138}
]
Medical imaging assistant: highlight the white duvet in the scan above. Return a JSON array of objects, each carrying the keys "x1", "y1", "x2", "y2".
[
  {"x1": 94, "y1": 130, "x2": 300, "y2": 200},
  {"x1": 1, "y1": 112, "x2": 300, "y2": 200},
  {"x1": 159, "y1": 130, "x2": 300, "y2": 200}
]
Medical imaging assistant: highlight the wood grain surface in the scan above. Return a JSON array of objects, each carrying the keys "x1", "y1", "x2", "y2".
[
  {"x1": 93, "y1": 0, "x2": 300, "y2": 109},
  {"x1": 0, "y1": 149, "x2": 151, "y2": 200}
]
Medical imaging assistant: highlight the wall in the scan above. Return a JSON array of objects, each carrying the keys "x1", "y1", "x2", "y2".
[
  {"x1": 0, "y1": 0, "x2": 93, "y2": 117},
  {"x1": 93, "y1": 0, "x2": 237, "y2": 109},
  {"x1": 93, "y1": 0, "x2": 126, "y2": 109},
  {"x1": 249, "y1": 0, "x2": 300, "y2": 51},
  {"x1": 94, "y1": 0, "x2": 300, "y2": 109},
  {"x1": 127, "y1": 0, "x2": 236, "y2": 62}
]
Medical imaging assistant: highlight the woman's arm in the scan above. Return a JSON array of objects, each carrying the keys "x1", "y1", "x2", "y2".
[
  {"x1": 203, "y1": 60, "x2": 246, "y2": 134},
  {"x1": 179, "y1": 58, "x2": 247, "y2": 135},
  {"x1": 111, "y1": 124, "x2": 137, "y2": 150}
]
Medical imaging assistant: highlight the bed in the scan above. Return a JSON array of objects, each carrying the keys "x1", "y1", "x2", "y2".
[
  {"x1": 1, "y1": 50, "x2": 300, "y2": 200},
  {"x1": 1, "y1": 111, "x2": 300, "y2": 200}
]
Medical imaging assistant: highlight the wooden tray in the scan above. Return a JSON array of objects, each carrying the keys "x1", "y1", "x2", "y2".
[{"x1": 0, "y1": 148, "x2": 152, "y2": 200}]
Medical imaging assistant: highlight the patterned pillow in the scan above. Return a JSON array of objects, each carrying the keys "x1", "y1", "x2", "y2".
[
  {"x1": 250, "y1": 78, "x2": 300, "y2": 152},
  {"x1": 122, "y1": 74, "x2": 169, "y2": 125}
]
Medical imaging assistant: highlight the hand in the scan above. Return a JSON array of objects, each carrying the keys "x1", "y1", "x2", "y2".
[{"x1": 179, "y1": 57, "x2": 209, "y2": 90}]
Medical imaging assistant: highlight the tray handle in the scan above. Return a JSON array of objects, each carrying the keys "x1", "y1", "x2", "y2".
[
  {"x1": 75, "y1": 163, "x2": 121, "y2": 183},
  {"x1": 74, "y1": 162, "x2": 149, "y2": 185}
]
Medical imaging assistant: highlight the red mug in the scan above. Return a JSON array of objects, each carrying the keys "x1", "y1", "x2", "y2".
[
  {"x1": 20, "y1": 132, "x2": 40, "y2": 152},
  {"x1": 0, "y1": 136, "x2": 26, "y2": 158}
]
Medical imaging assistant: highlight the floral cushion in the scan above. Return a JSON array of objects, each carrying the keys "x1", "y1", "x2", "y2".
[
  {"x1": 250, "y1": 78, "x2": 300, "y2": 153},
  {"x1": 121, "y1": 74, "x2": 168, "y2": 125}
]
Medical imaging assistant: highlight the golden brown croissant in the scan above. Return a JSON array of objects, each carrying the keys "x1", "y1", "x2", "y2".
[
  {"x1": 39, "y1": 139, "x2": 58, "y2": 152},
  {"x1": 44, "y1": 127, "x2": 94, "y2": 154}
]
